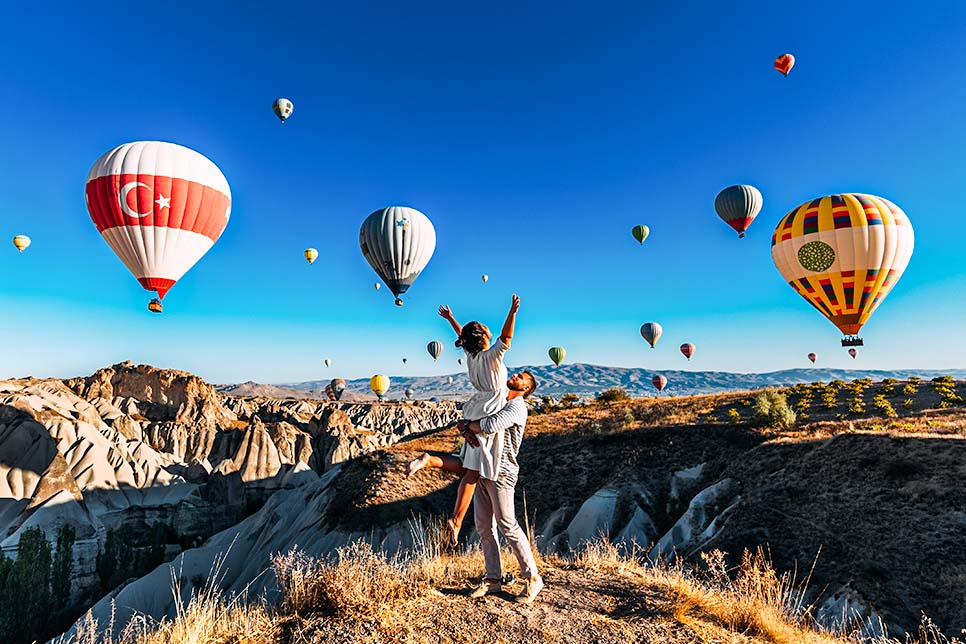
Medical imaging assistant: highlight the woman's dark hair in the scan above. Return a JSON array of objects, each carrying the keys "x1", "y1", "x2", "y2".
[{"x1": 455, "y1": 321, "x2": 491, "y2": 355}]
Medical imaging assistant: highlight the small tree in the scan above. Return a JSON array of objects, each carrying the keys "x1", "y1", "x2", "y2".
[
  {"x1": 559, "y1": 393, "x2": 580, "y2": 409},
  {"x1": 596, "y1": 388, "x2": 630, "y2": 404},
  {"x1": 751, "y1": 390, "x2": 796, "y2": 429},
  {"x1": 51, "y1": 524, "x2": 76, "y2": 609}
]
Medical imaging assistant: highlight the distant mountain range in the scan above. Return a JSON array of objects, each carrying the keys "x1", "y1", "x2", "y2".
[{"x1": 217, "y1": 364, "x2": 966, "y2": 400}]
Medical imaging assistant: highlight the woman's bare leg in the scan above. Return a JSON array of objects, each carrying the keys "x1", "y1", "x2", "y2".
[
  {"x1": 406, "y1": 453, "x2": 465, "y2": 478},
  {"x1": 447, "y1": 469, "x2": 481, "y2": 545}
]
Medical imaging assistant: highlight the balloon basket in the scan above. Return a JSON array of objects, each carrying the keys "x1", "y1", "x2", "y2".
[{"x1": 841, "y1": 337, "x2": 864, "y2": 347}]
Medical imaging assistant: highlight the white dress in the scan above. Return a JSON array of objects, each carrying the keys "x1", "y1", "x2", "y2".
[{"x1": 459, "y1": 338, "x2": 509, "y2": 480}]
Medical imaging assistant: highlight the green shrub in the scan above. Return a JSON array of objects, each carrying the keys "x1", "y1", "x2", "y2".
[
  {"x1": 848, "y1": 397, "x2": 866, "y2": 415},
  {"x1": 560, "y1": 393, "x2": 581, "y2": 409},
  {"x1": 903, "y1": 399, "x2": 914, "y2": 409},
  {"x1": 822, "y1": 390, "x2": 839, "y2": 409},
  {"x1": 596, "y1": 388, "x2": 630, "y2": 404},
  {"x1": 932, "y1": 375, "x2": 956, "y2": 386},
  {"x1": 872, "y1": 394, "x2": 897, "y2": 418},
  {"x1": 902, "y1": 383, "x2": 918, "y2": 396},
  {"x1": 751, "y1": 390, "x2": 796, "y2": 429},
  {"x1": 726, "y1": 408, "x2": 741, "y2": 422}
]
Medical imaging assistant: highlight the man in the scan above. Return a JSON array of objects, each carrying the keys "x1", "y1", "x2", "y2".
[{"x1": 456, "y1": 369, "x2": 543, "y2": 604}]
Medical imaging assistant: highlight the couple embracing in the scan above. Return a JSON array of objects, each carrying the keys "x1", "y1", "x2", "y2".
[{"x1": 407, "y1": 294, "x2": 543, "y2": 604}]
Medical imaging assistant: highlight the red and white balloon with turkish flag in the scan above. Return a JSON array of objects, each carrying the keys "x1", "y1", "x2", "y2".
[{"x1": 85, "y1": 141, "x2": 231, "y2": 313}]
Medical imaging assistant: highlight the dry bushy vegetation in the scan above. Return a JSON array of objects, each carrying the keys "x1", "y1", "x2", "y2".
[{"x1": 61, "y1": 534, "x2": 961, "y2": 644}]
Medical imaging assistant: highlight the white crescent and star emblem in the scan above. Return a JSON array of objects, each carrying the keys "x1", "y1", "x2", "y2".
[{"x1": 118, "y1": 181, "x2": 154, "y2": 218}]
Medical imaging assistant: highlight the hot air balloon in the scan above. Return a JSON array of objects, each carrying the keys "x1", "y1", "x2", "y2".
[
  {"x1": 273, "y1": 98, "x2": 294, "y2": 123},
  {"x1": 402, "y1": 357, "x2": 408, "y2": 364},
  {"x1": 374, "y1": 282, "x2": 381, "y2": 291},
  {"x1": 331, "y1": 378, "x2": 346, "y2": 400},
  {"x1": 549, "y1": 347, "x2": 566, "y2": 366},
  {"x1": 370, "y1": 374, "x2": 389, "y2": 399},
  {"x1": 427, "y1": 340, "x2": 443, "y2": 361},
  {"x1": 631, "y1": 225, "x2": 649, "y2": 245},
  {"x1": 405, "y1": 388, "x2": 414, "y2": 400},
  {"x1": 481, "y1": 274, "x2": 489, "y2": 283},
  {"x1": 808, "y1": 353, "x2": 817, "y2": 364},
  {"x1": 652, "y1": 375, "x2": 668, "y2": 392},
  {"x1": 774, "y1": 54, "x2": 795, "y2": 77},
  {"x1": 640, "y1": 322, "x2": 663, "y2": 348},
  {"x1": 771, "y1": 194, "x2": 914, "y2": 346},
  {"x1": 324, "y1": 359, "x2": 332, "y2": 368},
  {"x1": 86, "y1": 141, "x2": 231, "y2": 311},
  {"x1": 12, "y1": 235, "x2": 30, "y2": 252},
  {"x1": 848, "y1": 348, "x2": 858, "y2": 359},
  {"x1": 359, "y1": 206, "x2": 436, "y2": 306},
  {"x1": 324, "y1": 383, "x2": 336, "y2": 401},
  {"x1": 715, "y1": 185, "x2": 762, "y2": 238},
  {"x1": 304, "y1": 248, "x2": 318, "y2": 264},
  {"x1": 458, "y1": 358, "x2": 463, "y2": 365},
  {"x1": 447, "y1": 376, "x2": 454, "y2": 384},
  {"x1": 148, "y1": 298, "x2": 163, "y2": 313},
  {"x1": 680, "y1": 343, "x2": 695, "y2": 360}
]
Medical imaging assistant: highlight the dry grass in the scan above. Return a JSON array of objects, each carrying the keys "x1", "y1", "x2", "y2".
[{"x1": 58, "y1": 534, "x2": 963, "y2": 644}]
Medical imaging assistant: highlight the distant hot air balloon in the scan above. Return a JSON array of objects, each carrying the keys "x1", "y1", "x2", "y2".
[
  {"x1": 640, "y1": 322, "x2": 663, "y2": 348},
  {"x1": 447, "y1": 376, "x2": 454, "y2": 384},
  {"x1": 370, "y1": 374, "x2": 390, "y2": 399},
  {"x1": 374, "y1": 282, "x2": 381, "y2": 291},
  {"x1": 652, "y1": 375, "x2": 668, "y2": 392},
  {"x1": 774, "y1": 54, "x2": 795, "y2": 77},
  {"x1": 481, "y1": 274, "x2": 489, "y2": 283},
  {"x1": 771, "y1": 194, "x2": 914, "y2": 346},
  {"x1": 405, "y1": 388, "x2": 414, "y2": 400},
  {"x1": 458, "y1": 358, "x2": 463, "y2": 365},
  {"x1": 273, "y1": 98, "x2": 294, "y2": 123},
  {"x1": 549, "y1": 347, "x2": 566, "y2": 366},
  {"x1": 808, "y1": 353, "x2": 817, "y2": 364},
  {"x1": 304, "y1": 248, "x2": 318, "y2": 264},
  {"x1": 427, "y1": 341, "x2": 443, "y2": 361},
  {"x1": 680, "y1": 343, "x2": 695, "y2": 360},
  {"x1": 330, "y1": 378, "x2": 346, "y2": 400},
  {"x1": 86, "y1": 141, "x2": 231, "y2": 311},
  {"x1": 148, "y1": 298, "x2": 163, "y2": 314},
  {"x1": 631, "y1": 225, "x2": 650, "y2": 245},
  {"x1": 12, "y1": 235, "x2": 30, "y2": 252},
  {"x1": 359, "y1": 206, "x2": 436, "y2": 306},
  {"x1": 715, "y1": 185, "x2": 763, "y2": 238},
  {"x1": 849, "y1": 348, "x2": 858, "y2": 359},
  {"x1": 324, "y1": 359, "x2": 332, "y2": 368}
]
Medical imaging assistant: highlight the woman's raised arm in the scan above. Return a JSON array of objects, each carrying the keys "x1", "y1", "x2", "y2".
[
  {"x1": 439, "y1": 305, "x2": 462, "y2": 336},
  {"x1": 499, "y1": 294, "x2": 520, "y2": 346}
]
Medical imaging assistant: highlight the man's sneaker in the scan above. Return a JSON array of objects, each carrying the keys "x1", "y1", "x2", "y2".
[
  {"x1": 468, "y1": 578, "x2": 503, "y2": 599},
  {"x1": 514, "y1": 576, "x2": 544, "y2": 604}
]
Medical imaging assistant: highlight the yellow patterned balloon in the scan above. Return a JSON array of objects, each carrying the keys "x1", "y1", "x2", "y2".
[
  {"x1": 369, "y1": 374, "x2": 390, "y2": 397},
  {"x1": 771, "y1": 194, "x2": 914, "y2": 343}
]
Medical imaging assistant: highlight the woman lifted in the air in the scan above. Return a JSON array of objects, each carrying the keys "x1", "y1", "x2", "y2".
[{"x1": 406, "y1": 294, "x2": 520, "y2": 546}]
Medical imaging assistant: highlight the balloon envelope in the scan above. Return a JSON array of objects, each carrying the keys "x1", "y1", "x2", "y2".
[
  {"x1": 680, "y1": 343, "x2": 695, "y2": 360},
  {"x1": 774, "y1": 54, "x2": 795, "y2": 76},
  {"x1": 330, "y1": 378, "x2": 346, "y2": 401},
  {"x1": 640, "y1": 322, "x2": 663, "y2": 348},
  {"x1": 849, "y1": 348, "x2": 858, "y2": 359},
  {"x1": 86, "y1": 141, "x2": 231, "y2": 301},
  {"x1": 771, "y1": 194, "x2": 914, "y2": 342},
  {"x1": 304, "y1": 248, "x2": 318, "y2": 264},
  {"x1": 324, "y1": 359, "x2": 332, "y2": 368},
  {"x1": 548, "y1": 346, "x2": 566, "y2": 366},
  {"x1": 652, "y1": 375, "x2": 668, "y2": 392},
  {"x1": 370, "y1": 374, "x2": 390, "y2": 396},
  {"x1": 631, "y1": 225, "x2": 649, "y2": 245},
  {"x1": 807, "y1": 353, "x2": 817, "y2": 364},
  {"x1": 405, "y1": 388, "x2": 414, "y2": 400},
  {"x1": 715, "y1": 185, "x2": 762, "y2": 238},
  {"x1": 273, "y1": 98, "x2": 294, "y2": 122},
  {"x1": 359, "y1": 206, "x2": 436, "y2": 302},
  {"x1": 481, "y1": 274, "x2": 489, "y2": 283},
  {"x1": 12, "y1": 235, "x2": 30, "y2": 252},
  {"x1": 427, "y1": 341, "x2": 443, "y2": 361}
]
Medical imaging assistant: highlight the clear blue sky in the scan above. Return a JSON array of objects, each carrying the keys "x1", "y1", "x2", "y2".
[{"x1": 1, "y1": 1, "x2": 964, "y2": 383}]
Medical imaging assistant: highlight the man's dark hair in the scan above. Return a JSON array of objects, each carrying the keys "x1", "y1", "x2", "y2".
[
  {"x1": 455, "y1": 321, "x2": 490, "y2": 355},
  {"x1": 520, "y1": 370, "x2": 537, "y2": 398}
]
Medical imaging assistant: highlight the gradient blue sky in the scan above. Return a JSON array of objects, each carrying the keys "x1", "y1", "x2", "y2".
[{"x1": 1, "y1": 1, "x2": 964, "y2": 383}]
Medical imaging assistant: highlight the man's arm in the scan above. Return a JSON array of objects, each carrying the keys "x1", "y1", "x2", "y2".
[
  {"x1": 498, "y1": 295, "x2": 520, "y2": 347},
  {"x1": 439, "y1": 305, "x2": 462, "y2": 337},
  {"x1": 464, "y1": 400, "x2": 526, "y2": 436}
]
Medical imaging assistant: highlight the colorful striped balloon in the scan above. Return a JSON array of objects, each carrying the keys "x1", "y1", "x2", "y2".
[
  {"x1": 771, "y1": 194, "x2": 914, "y2": 344},
  {"x1": 652, "y1": 375, "x2": 668, "y2": 392},
  {"x1": 86, "y1": 141, "x2": 231, "y2": 305}
]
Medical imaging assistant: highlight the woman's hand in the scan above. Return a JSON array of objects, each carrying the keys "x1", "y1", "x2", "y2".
[
  {"x1": 508, "y1": 294, "x2": 520, "y2": 314},
  {"x1": 439, "y1": 305, "x2": 454, "y2": 320}
]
